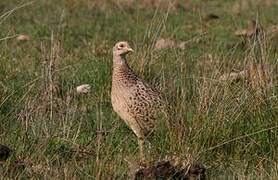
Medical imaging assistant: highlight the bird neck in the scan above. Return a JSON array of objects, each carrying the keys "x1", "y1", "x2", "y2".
[
  {"x1": 112, "y1": 54, "x2": 138, "y2": 87},
  {"x1": 113, "y1": 54, "x2": 129, "y2": 69}
]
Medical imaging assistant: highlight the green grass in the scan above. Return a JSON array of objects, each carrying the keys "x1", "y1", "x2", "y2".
[{"x1": 0, "y1": 0, "x2": 277, "y2": 179}]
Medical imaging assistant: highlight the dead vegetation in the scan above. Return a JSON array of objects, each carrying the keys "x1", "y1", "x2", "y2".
[
  {"x1": 220, "y1": 63, "x2": 272, "y2": 90},
  {"x1": 221, "y1": 21, "x2": 276, "y2": 94},
  {"x1": 154, "y1": 38, "x2": 186, "y2": 51}
]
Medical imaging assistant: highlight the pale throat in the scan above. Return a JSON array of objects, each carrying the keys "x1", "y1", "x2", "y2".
[{"x1": 113, "y1": 53, "x2": 127, "y2": 66}]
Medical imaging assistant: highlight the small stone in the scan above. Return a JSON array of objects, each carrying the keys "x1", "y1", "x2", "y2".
[
  {"x1": 76, "y1": 84, "x2": 91, "y2": 94},
  {"x1": 17, "y1": 34, "x2": 30, "y2": 41}
]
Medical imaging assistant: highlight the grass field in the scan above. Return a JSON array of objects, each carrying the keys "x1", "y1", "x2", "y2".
[{"x1": 0, "y1": 0, "x2": 277, "y2": 179}]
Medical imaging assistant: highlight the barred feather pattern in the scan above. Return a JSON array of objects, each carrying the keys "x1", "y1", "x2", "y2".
[{"x1": 111, "y1": 57, "x2": 164, "y2": 138}]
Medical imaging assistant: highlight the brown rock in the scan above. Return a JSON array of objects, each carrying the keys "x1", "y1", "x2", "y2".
[{"x1": 0, "y1": 144, "x2": 11, "y2": 162}]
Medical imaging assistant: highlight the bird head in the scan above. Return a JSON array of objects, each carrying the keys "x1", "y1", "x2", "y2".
[{"x1": 113, "y1": 41, "x2": 133, "y2": 57}]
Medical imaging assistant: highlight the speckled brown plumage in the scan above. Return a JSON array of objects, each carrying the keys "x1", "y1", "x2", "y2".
[{"x1": 111, "y1": 41, "x2": 164, "y2": 160}]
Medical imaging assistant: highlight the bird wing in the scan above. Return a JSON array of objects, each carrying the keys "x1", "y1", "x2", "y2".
[{"x1": 126, "y1": 80, "x2": 164, "y2": 136}]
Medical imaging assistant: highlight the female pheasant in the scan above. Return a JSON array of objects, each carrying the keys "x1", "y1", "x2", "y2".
[{"x1": 111, "y1": 41, "x2": 164, "y2": 161}]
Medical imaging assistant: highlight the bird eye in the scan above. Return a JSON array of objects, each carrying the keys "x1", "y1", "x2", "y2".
[{"x1": 119, "y1": 44, "x2": 124, "y2": 48}]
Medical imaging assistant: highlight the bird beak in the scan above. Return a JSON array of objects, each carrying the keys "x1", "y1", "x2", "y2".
[{"x1": 127, "y1": 48, "x2": 134, "y2": 52}]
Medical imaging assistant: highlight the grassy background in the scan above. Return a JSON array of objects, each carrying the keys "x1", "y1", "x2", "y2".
[{"x1": 0, "y1": 0, "x2": 277, "y2": 178}]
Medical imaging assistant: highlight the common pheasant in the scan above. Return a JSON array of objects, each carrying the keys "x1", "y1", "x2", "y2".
[{"x1": 111, "y1": 41, "x2": 164, "y2": 161}]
